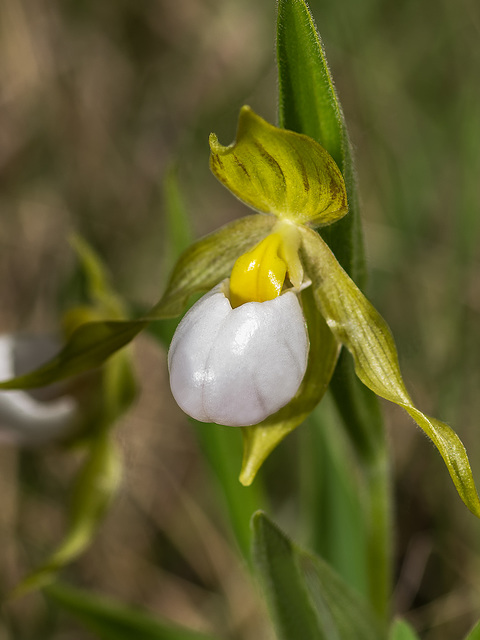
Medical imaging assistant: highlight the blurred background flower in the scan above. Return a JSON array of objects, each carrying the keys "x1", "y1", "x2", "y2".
[{"x1": 0, "y1": 334, "x2": 78, "y2": 444}]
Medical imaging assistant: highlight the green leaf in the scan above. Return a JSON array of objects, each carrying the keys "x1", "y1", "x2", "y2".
[
  {"x1": 464, "y1": 620, "x2": 480, "y2": 639},
  {"x1": 239, "y1": 285, "x2": 340, "y2": 485},
  {"x1": 12, "y1": 434, "x2": 121, "y2": 598},
  {"x1": 252, "y1": 511, "x2": 384, "y2": 640},
  {"x1": 45, "y1": 582, "x2": 221, "y2": 640},
  {"x1": 300, "y1": 225, "x2": 480, "y2": 518},
  {"x1": 277, "y1": 0, "x2": 364, "y2": 282},
  {"x1": 209, "y1": 106, "x2": 347, "y2": 227},
  {"x1": 388, "y1": 619, "x2": 420, "y2": 640}
]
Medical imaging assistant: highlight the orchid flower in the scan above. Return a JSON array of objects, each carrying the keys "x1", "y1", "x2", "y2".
[{"x1": 160, "y1": 105, "x2": 480, "y2": 518}]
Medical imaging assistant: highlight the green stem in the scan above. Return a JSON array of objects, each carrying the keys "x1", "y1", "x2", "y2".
[
  {"x1": 363, "y1": 446, "x2": 392, "y2": 622},
  {"x1": 330, "y1": 351, "x2": 393, "y2": 622}
]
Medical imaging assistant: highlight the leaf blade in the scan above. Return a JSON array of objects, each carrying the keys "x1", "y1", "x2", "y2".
[
  {"x1": 45, "y1": 582, "x2": 221, "y2": 640},
  {"x1": 252, "y1": 511, "x2": 384, "y2": 640},
  {"x1": 277, "y1": 0, "x2": 364, "y2": 282}
]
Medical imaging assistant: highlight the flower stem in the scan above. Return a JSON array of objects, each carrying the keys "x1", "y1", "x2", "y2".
[{"x1": 329, "y1": 351, "x2": 393, "y2": 622}]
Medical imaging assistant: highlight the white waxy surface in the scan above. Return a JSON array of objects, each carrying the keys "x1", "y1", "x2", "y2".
[{"x1": 168, "y1": 282, "x2": 309, "y2": 426}]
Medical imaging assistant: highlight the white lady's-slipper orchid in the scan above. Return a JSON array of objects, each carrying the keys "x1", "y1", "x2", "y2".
[
  {"x1": 168, "y1": 228, "x2": 309, "y2": 426},
  {"x1": 160, "y1": 106, "x2": 480, "y2": 514}
]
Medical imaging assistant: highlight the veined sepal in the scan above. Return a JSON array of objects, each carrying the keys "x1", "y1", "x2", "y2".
[
  {"x1": 209, "y1": 106, "x2": 348, "y2": 227},
  {"x1": 299, "y1": 225, "x2": 480, "y2": 517}
]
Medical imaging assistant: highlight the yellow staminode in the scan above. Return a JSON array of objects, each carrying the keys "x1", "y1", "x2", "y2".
[{"x1": 229, "y1": 224, "x2": 303, "y2": 308}]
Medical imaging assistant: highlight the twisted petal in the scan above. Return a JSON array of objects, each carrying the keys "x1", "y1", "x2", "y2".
[
  {"x1": 300, "y1": 226, "x2": 480, "y2": 518},
  {"x1": 168, "y1": 283, "x2": 309, "y2": 427}
]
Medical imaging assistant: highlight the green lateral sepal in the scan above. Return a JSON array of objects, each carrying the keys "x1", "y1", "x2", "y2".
[{"x1": 300, "y1": 225, "x2": 480, "y2": 518}]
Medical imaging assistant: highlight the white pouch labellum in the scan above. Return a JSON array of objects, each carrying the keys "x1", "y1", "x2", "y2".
[{"x1": 168, "y1": 282, "x2": 309, "y2": 426}]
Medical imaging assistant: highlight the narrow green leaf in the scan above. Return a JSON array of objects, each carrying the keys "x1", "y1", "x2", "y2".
[
  {"x1": 388, "y1": 619, "x2": 420, "y2": 640},
  {"x1": 464, "y1": 620, "x2": 480, "y2": 639},
  {"x1": 252, "y1": 511, "x2": 383, "y2": 640},
  {"x1": 210, "y1": 106, "x2": 347, "y2": 226},
  {"x1": 277, "y1": 0, "x2": 364, "y2": 282},
  {"x1": 240, "y1": 286, "x2": 340, "y2": 485},
  {"x1": 252, "y1": 511, "x2": 327, "y2": 640},
  {"x1": 300, "y1": 225, "x2": 480, "y2": 518},
  {"x1": 45, "y1": 582, "x2": 221, "y2": 640},
  {"x1": 12, "y1": 434, "x2": 121, "y2": 598}
]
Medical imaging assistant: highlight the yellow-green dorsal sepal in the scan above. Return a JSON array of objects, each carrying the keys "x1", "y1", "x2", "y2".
[{"x1": 209, "y1": 106, "x2": 348, "y2": 226}]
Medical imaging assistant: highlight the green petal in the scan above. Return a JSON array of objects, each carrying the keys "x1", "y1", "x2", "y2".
[
  {"x1": 151, "y1": 213, "x2": 276, "y2": 318},
  {"x1": 252, "y1": 512, "x2": 384, "y2": 640},
  {"x1": 209, "y1": 106, "x2": 347, "y2": 227},
  {"x1": 240, "y1": 285, "x2": 340, "y2": 486},
  {"x1": 300, "y1": 226, "x2": 480, "y2": 518}
]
